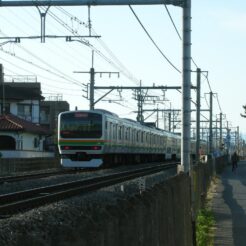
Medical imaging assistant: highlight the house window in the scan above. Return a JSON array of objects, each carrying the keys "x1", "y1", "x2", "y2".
[
  {"x1": 34, "y1": 137, "x2": 40, "y2": 148},
  {"x1": 40, "y1": 106, "x2": 50, "y2": 124},
  {"x1": 17, "y1": 104, "x2": 32, "y2": 121}
]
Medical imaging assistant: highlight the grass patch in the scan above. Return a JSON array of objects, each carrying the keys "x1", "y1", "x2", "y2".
[{"x1": 196, "y1": 208, "x2": 215, "y2": 246}]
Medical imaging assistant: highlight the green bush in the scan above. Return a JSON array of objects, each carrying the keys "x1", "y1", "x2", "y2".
[{"x1": 196, "y1": 209, "x2": 215, "y2": 246}]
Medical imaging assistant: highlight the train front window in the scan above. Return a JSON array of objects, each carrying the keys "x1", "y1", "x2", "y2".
[{"x1": 60, "y1": 112, "x2": 102, "y2": 138}]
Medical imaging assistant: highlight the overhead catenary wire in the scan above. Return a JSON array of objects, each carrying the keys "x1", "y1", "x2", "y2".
[
  {"x1": 0, "y1": 48, "x2": 82, "y2": 86},
  {"x1": 46, "y1": 7, "x2": 140, "y2": 84},
  {"x1": 215, "y1": 93, "x2": 222, "y2": 113},
  {"x1": 53, "y1": 6, "x2": 140, "y2": 85},
  {"x1": 163, "y1": 4, "x2": 199, "y2": 72},
  {"x1": 129, "y1": 5, "x2": 181, "y2": 74},
  {"x1": 0, "y1": 8, "x2": 142, "y2": 114},
  {"x1": 52, "y1": 7, "x2": 148, "y2": 112},
  {"x1": 0, "y1": 13, "x2": 84, "y2": 86},
  {"x1": 163, "y1": 5, "x2": 182, "y2": 40},
  {"x1": 0, "y1": 56, "x2": 83, "y2": 89}
]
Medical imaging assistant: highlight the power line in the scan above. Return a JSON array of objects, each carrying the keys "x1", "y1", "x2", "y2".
[
  {"x1": 0, "y1": 48, "x2": 82, "y2": 86},
  {"x1": 215, "y1": 93, "x2": 223, "y2": 113},
  {"x1": 202, "y1": 72, "x2": 212, "y2": 92},
  {"x1": 162, "y1": 1, "x2": 221, "y2": 118},
  {"x1": 54, "y1": 6, "x2": 140, "y2": 85},
  {"x1": 129, "y1": 5, "x2": 181, "y2": 74},
  {"x1": 163, "y1": 5, "x2": 182, "y2": 40}
]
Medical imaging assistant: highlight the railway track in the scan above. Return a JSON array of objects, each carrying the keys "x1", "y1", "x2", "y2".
[
  {"x1": 0, "y1": 162, "x2": 177, "y2": 216},
  {"x1": 0, "y1": 168, "x2": 88, "y2": 184}
]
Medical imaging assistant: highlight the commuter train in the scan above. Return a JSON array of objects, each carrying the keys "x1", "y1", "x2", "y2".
[{"x1": 57, "y1": 109, "x2": 207, "y2": 168}]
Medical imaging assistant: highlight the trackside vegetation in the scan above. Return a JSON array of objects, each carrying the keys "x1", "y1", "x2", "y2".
[{"x1": 196, "y1": 208, "x2": 215, "y2": 246}]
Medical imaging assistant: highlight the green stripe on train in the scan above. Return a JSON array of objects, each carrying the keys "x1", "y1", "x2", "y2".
[{"x1": 59, "y1": 141, "x2": 105, "y2": 146}]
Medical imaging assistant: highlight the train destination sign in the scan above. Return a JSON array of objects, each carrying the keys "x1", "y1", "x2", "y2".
[{"x1": 0, "y1": 0, "x2": 184, "y2": 7}]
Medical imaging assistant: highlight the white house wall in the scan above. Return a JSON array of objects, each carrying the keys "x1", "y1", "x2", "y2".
[
  {"x1": 0, "y1": 132, "x2": 45, "y2": 151},
  {"x1": 22, "y1": 132, "x2": 44, "y2": 151},
  {"x1": 10, "y1": 103, "x2": 17, "y2": 115}
]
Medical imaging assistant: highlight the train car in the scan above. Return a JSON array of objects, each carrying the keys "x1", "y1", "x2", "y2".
[{"x1": 57, "y1": 109, "x2": 183, "y2": 168}]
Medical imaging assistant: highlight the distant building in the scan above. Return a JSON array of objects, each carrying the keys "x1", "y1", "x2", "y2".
[
  {"x1": 40, "y1": 95, "x2": 70, "y2": 151},
  {"x1": 40, "y1": 96, "x2": 70, "y2": 132}
]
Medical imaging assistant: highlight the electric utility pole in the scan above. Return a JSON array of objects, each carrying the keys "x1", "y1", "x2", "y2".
[
  {"x1": 182, "y1": 0, "x2": 191, "y2": 172},
  {"x1": 0, "y1": 64, "x2": 4, "y2": 115},
  {"x1": 74, "y1": 51, "x2": 119, "y2": 110},
  {"x1": 209, "y1": 92, "x2": 213, "y2": 154},
  {"x1": 195, "y1": 68, "x2": 201, "y2": 163}
]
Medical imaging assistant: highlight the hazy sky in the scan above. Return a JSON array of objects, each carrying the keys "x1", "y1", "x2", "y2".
[{"x1": 0, "y1": 1, "x2": 245, "y2": 140}]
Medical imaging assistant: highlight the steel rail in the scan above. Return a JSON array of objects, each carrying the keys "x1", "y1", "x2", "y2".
[
  {"x1": 0, "y1": 169, "x2": 84, "y2": 184},
  {"x1": 0, "y1": 163, "x2": 177, "y2": 216}
]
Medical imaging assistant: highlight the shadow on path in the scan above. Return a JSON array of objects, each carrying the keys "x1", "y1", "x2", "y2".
[
  {"x1": 222, "y1": 178, "x2": 246, "y2": 245},
  {"x1": 214, "y1": 161, "x2": 246, "y2": 246}
]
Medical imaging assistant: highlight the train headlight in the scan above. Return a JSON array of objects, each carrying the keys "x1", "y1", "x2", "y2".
[{"x1": 91, "y1": 146, "x2": 101, "y2": 150}]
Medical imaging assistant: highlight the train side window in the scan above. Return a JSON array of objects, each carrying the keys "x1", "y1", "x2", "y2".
[
  {"x1": 122, "y1": 126, "x2": 125, "y2": 141},
  {"x1": 121, "y1": 126, "x2": 124, "y2": 140},
  {"x1": 137, "y1": 131, "x2": 141, "y2": 143},
  {"x1": 109, "y1": 122, "x2": 113, "y2": 139},
  {"x1": 118, "y1": 126, "x2": 122, "y2": 140},
  {"x1": 161, "y1": 136, "x2": 164, "y2": 145},
  {"x1": 125, "y1": 127, "x2": 129, "y2": 140},
  {"x1": 113, "y1": 124, "x2": 116, "y2": 140},
  {"x1": 105, "y1": 121, "x2": 108, "y2": 139}
]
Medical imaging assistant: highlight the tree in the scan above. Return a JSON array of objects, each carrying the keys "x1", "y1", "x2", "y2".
[{"x1": 241, "y1": 105, "x2": 246, "y2": 118}]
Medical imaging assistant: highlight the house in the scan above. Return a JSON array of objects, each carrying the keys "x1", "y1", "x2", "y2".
[
  {"x1": 0, "y1": 114, "x2": 49, "y2": 151},
  {"x1": 0, "y1": 70, "x2": 69, "y2": 157}
]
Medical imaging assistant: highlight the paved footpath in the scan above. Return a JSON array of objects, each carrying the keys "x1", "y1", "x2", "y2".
[{"x1": 212, "y1": 161, "x2": 246, "y2": 246}]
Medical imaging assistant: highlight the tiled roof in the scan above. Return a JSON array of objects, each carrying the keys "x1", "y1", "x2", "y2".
[{"x1": 0, "y1": 114, "x2": 50, "y2": 135}]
